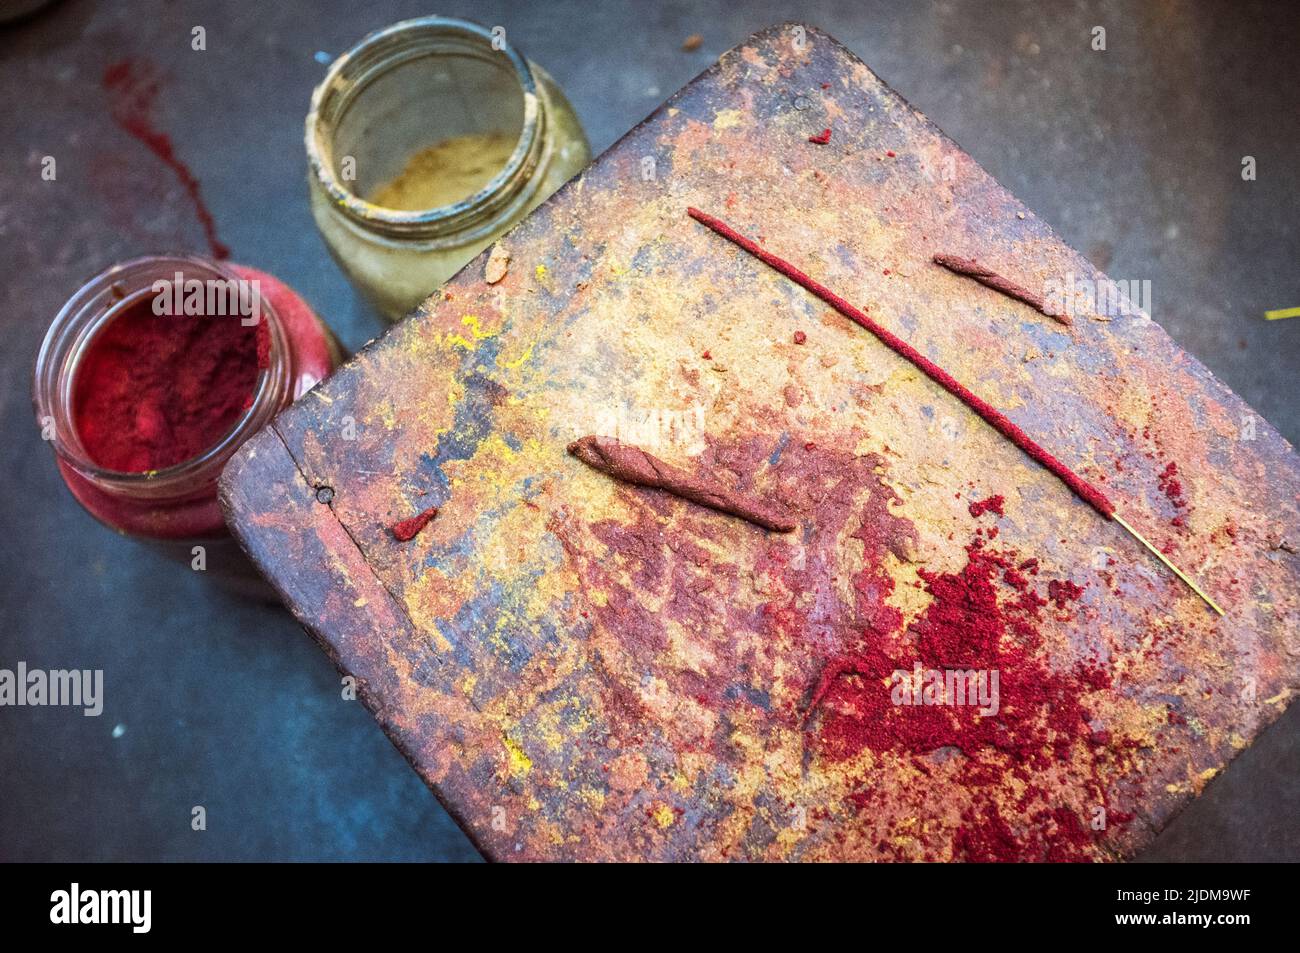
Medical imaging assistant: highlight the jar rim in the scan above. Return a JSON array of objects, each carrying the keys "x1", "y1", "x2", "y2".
[
  {"x1": 33, "y1": 255, "x2": 291, "y2": 497},
  {"x1": 305, "y1": 16, "x2": 543, "y2": 236}
]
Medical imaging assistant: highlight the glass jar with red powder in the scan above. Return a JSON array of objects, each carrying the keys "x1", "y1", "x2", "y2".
[{"x1": 34, "y1": 255, "x2": 342, "y2": 594}]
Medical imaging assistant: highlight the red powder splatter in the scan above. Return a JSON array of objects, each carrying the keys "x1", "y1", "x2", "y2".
[
  {"x1": 793, "y1": 330, "x2": 807, "y2": 344},
  {"x1": 808, "y1": 128, "x2": 832, "y2": 145},
  {"x1": 73, "y1": 294, "x2": 266, "y2": 472},
  {"x1": 806, "y1": 537, "x2": 1126, "y2": 860},
  {"x1": 389, "y1": 505, "x2": 439, "y2": 541},
  {"x1": 102, "y1": 59, "x2": 229, "y2": 259},
  {"x1": 1047, "y1": 578, "x2": 1085, "y2": 608},
  {"x1": 1158, "y1": 461, "x2": 1186, "y2": 508},
  {"x1": 885, "y1": 150, "x2": 896, "y2": 157},
  {"x1": 554, "y1": 435, "x2": 1131, "y2": 860},
  {"x1": 968, "y1": 494, "x2": 1005, "y2": 518},
  {"x1": 687, "y1": 208, "x2": 1117, "y2": 520}
]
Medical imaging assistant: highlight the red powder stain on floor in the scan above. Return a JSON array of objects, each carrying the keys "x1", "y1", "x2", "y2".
[
  {"x1": 968, "y1": 494, "x2": 1005, "y2": 518},
  {"x1": 102, "y1": 59, "x2": 229, "y2": 259}
]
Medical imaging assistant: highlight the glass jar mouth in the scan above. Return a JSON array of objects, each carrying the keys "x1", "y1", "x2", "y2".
[
  {"x1": 33, "y1": 255, "x2": 291, "y2": 497},
  {"x1": 305, "y1": 16, "x2": 544, "y2": 238}
]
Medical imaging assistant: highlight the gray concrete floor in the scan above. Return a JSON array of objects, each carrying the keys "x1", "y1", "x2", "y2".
[{"x1": 0, "y1": 0, "x2": 1296, "y2": 861}]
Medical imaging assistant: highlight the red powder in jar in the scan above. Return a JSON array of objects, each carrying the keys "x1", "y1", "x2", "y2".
[{"x1": 73, "y1": 296, "x2": 268, "y2": 472}]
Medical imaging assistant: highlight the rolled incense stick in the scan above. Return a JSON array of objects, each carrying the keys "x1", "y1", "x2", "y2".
[
  {"x1": 687, "y1": 207, "x2": 1223, "y2": 615},
  {"x1": 568, "y1": 435, "x2": 796, "y2": 532},
  {"x1": 932, "y1": 253, "x2": 1070, "y2": 326}
]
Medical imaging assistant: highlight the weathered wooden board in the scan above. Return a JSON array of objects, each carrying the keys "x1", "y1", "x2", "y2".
[{"x1": 220, "y1": 24, "x2": 1300, "y2": 861}]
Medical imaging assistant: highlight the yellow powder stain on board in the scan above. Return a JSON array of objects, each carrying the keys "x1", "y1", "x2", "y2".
[
  {"x1": 535, "y1": 264, "x2": 548, "y2": 281},
  {"x1": 374, "y1": 400, "x2": 397, "y2": 430},
  {"x1": 713, "y1": 109, "x2": 744, "y2": 130},
  {"x1": 446, "y1": 314, "x2": 498, "y2": 350},
  {"x1": 566, "y1": 698, "x2": 595, "y2": 736},
  {"x1": 497, "y1": 338, "x2": 537, "y2": 369},
  {"x1": 427, "y1": 624, "x2": 453, "y2": 654},
  {"x1": 503, "y1": 734, "x2": 532, "y2": 777},
  {"x1": 478, "y1": 431, "x2": 520, "y2": 462},
  {"x1": 651, "y1": 804, "x2": 676, "y2": 828},
  {"x1": 531, "y1": 707, "x2": 567, "y2": 753}
]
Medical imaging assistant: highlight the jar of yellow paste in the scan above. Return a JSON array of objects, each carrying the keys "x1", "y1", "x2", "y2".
[{"x1": 305, "y1": 17, "x2": 591, "y2": 319}]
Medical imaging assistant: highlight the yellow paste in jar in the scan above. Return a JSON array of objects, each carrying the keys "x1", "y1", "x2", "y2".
[{"x1": 368, "y1": 133, "x2": 518, "y2": 211}]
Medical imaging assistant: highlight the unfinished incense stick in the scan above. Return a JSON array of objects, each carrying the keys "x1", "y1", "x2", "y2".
[
  {"x1": 687, "y1": 207, "x2": 1223, "y2": 615},
  {"x1": 932, "y1": 253, "x2": 1069, "y2": 326},
  {"x1": 568, "y1": 435, "x2": 796, "y2": 532},
  {"x1": 389, "y1": 505, "x2": 439, "y2": 541}
]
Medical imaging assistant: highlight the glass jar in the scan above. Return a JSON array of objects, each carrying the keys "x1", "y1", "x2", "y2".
[
  {"x1": 306, "y1": 16, "x2": 591, "y2": 320},
  {"x1": 34, "y1": 256, "x2": 343, "y2": 595}
]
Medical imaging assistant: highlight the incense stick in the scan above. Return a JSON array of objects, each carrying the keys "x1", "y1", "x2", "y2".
[
  {"x1": 1112, "y1": 514, "x2": 1224, "y2": 615},
  {"x1": 568, "y1": 435, "x2": 796, "y2": 532},
  {"x1": 687, "y1": 207, "x2": 1223, "y2": 615},
  {"x1": 932, "y1": 253, "x2": 1070, "y2": 326}
]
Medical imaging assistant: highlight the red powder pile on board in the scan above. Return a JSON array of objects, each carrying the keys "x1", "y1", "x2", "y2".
[
  {"x1": 553, "y1": 434, "x2": 1132, "y2": 860},
  {"x1": 73, "y1": 296, "x2": 267, "y2": 472},
  {"x1": 807, "y1": 535, "x2": 1128, "y2": 861},
  {"x1": 102, "y1": 59, "x2": 229, "y2": 260},
  {"x1": 1047, "y1": 578, "x2": 1086, "y2": 608},
  {"x1": 968, "y1": 494, "x2": 1005, "y2": 518},
  {"x1": 389, "y1": 506, "x2": 439, "y2": 541},
  {"x1": 1158, "y1": 462, "x2": 1186, "y2": 507}
]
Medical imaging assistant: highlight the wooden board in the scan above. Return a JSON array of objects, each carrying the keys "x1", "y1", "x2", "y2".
[{"x1": 220, "y1": 24, "x2": 1300, "y2": 861}]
